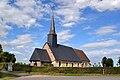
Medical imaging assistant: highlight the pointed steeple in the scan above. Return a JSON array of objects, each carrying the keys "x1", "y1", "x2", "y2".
[
  {"x1": 47, "y1": 15, "x2": 57, "y2": 47},
  {"x1": 49, "y1": 15, "x2": 56, "y2": 34}
]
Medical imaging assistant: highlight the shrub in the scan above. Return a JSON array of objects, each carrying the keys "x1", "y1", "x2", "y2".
[{"x1": 13, "y1": 64, "x2": 120, "y2": 74}]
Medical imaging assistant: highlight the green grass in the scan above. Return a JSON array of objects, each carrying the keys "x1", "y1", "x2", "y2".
[
  {"x1": 13, "y1": 71, "x2": 120, "y2": 76},
  {"x1": 0, "y1": 77, "x2": 16, "y2": 80},
  {"x1": 0, "y1": 72, "x2": 17, "y2": 80},
  {"x1": 31, "y1": 72, "x2": 120, "y2": 76}
]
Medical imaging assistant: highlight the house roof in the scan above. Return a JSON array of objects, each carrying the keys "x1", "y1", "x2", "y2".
[
  {"x1": 29, "y1": 48, "x2": 51, "y2": 62},
  {"x1": 73, "y1": 49, "x2": 90, "y2": 62},
  {"x1": 48, "y1": 43, "x2": 82, "y2": 62}
]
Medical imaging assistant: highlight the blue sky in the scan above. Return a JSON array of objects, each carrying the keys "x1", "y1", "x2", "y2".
[{"x1": 0, "y1": 0, "x2": 120, "y2": 66}]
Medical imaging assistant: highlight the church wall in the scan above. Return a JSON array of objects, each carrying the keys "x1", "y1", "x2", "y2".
[
  {"x1": 52, "y1": 61, "x2": 59, "y2": 67},
  {"x1": 60, "y1": 61, "x2": 66, "y2": 67},
  {"x1": 46, "y1": 61, "x2": 89, "y2": 67},
  {"x1": 73, "y1": 62, "x2": 78, "y2": 67},
  {"x1": 30, "y1": 60, "x2": 89, "y2": 67},
  {"x1": 37, "y1": 62, "x2": 41, "y2": 66},
  {"x1": 52, "y1": 61, "x2": 83, "y2": 67},
  {"x1": 30, "y1": 61, "x2": 41, "y2": 67},
  {"x1": 43, "y1": 43, "x2": 55, "y2": 61},
  {"x1": 78, "y1": 63, "x2": 82, "y2": 67},
  {"x1": 81, "y1": 61, "x2": 90, "y2": 67},
  {"x1": 30, "y1": 62, "x2": 34, "y2": 66}
]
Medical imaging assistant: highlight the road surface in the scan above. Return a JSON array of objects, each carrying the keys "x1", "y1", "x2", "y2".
[{"x1": 14, "y1": 75, "x2": 120, "y2": 80}]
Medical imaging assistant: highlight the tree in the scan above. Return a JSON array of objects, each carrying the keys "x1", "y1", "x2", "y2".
[
  {"x1": 2, "y1": 52, "x2": 11, "y2": 62},
  {"x1": 118, "y1": 57, "x2": 120, "y2": 66},
  {"x1": 10, "y1": 54, "x2": 16, "y2": 63},
  {"x1": 102, "y1": 57, "x2": 107, "y2": 67},
  {"x1": 2, "y1": 52, "x2": 16, "y2": 63},
  {"x1": 106, "y1": 58, "x2": 113, "y2": 67},
  {"x1": 0, "y1": 44, "x2": 3, "y2": 62},
  {"x1": 0, "y1": 44, "x2": 16, "y2": 63},
  {"x1": 0, "y1": 44, "x2": 3, "y2": 53}
]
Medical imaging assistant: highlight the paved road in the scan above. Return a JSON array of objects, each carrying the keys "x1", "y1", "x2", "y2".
[{"x1": 14, "y1": 76, "x2": 120, "y2": 80}]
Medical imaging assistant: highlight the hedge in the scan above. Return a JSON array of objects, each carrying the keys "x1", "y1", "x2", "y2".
[{"x1": 13, "y1": 63, "x2": 120, "y2": 74}]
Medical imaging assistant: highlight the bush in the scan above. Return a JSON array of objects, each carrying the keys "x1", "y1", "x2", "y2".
[
  {"x1": 13, "y1": 64, "x2": 120, "y2": 74},
  {"x1": 13, "y1": 63, "x2": 30, "y2": 71}
]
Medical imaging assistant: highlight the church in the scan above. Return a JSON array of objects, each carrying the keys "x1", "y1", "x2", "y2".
[{"x1": 29, "y1": 16, "x2": 90, "y2": 67}]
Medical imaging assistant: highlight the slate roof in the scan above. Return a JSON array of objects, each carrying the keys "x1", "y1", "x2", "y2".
[
  {"x1": 29, "y1": 48, "x2": 51, "y2": 62},
  {"x1": 49, "y1": 15, "x2": 56, "y2": 34},
  {"x1": 73, "y1": 49, "x2": 90, "y2": 62},
  {"x1": 48, "y1": 43, "x2": 82, "y2": 62}
]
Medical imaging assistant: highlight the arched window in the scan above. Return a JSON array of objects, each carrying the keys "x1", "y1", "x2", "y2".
[
  {"x1": 59, "y1": 61, "x2": 61, "y2": 67},
  {"x1": 72, "y1": 63, "x2": 73, "y2": 67},
  {"x1": 66, "y1": 63, "x2": 68, "y2": 67},
  {"x1": 78, "y1": 63, "x2": 79, "y2": 67},
  {"x1": 34, "y1": 62, "x2": 37, "y2": 66}
]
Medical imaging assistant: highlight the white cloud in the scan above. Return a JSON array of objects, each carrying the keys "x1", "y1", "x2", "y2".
[
  {"x1": 75, "y1": 0, "x2": 90, "y2": 9},
  {"x1": 86, "y1": 48, "x2": 120, "y2": 65},
  {"x1": 63, "y1": 22, "x2": 75, "y2": 27},
  {"x1": 113, "y1": 32, "x2": 120, "y2": 36},
  {"x1": 0, "y1": 25, "x2": 12, "y2": 38},
  {"x1": 95, "y1": 26, "x2": 116, "y2": 35},
  {"x1": 82, "y1": 40, "x2": 120, "y2": 50},
  {"x1": 55, "y1": 0, "x2": 81, "y2": 26},
  {"x1": 55, "y1": 8, "x2": 80, "y2": 25},
  {"x1": 0, "y1": 0, "x2": 44, "y2": 29},
  {"x1": 0, "y1": 18, "x2": 12, "y2": 38},
  {"x1": 83, "y1": 26, "x2": 91, "y2": 30},
  {"x1": 0, "y1": 0, "x2": 120, "y2": 30},
  {"x1": 90, "y1": 0, "x2": 120, "y2": 12},
  {"x1": 57, "y1": 30, "x2": 75, "y2": 43},
  {"x1": 1, "y1": 34, "x2": 34, "y2": 59},
  {"x1": 23, "y1": 58, "x2": 28, "y2": 61},
  {"x1": 88, "y1": 49, "x2": 120, "y2": 57},
  {"x1": 2, "y1": 34, "x2": 32, "y2": 46},
  {"x1": 54, "y1": 0, "x2": 120, "y2": 27}
]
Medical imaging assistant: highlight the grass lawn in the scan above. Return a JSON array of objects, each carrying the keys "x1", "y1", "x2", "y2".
[
  {"x1": 0, "y1": 72, "x2": 17, "y2": 80},
  {"x1": 31, "y1": 72, "x2": 120, "y2": 76},
  {"x1": 13, "y1": 71, "x2": 120, "y2": 76}
]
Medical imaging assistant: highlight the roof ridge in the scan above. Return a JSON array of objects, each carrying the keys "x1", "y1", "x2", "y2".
[{"x1": 58, "y1": 44, "x2": 73, "y2": 48}]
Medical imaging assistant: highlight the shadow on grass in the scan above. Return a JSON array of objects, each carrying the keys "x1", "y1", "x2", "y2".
[{"x1": 0, "y1": 72, "x2": 17, "y2": 80}]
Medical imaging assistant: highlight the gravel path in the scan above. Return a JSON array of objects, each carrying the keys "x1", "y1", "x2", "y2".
[{"x1": 14, "y1": 75, "x2": 120, "y2": 80}]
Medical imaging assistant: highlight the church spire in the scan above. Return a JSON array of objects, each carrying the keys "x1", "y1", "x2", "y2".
[
  {"x1": 49, "y1": 15, "x2": 56, "y2": 34},
  {"x1": 47, "y1": 15, "x2": 57, "y2": 47}
]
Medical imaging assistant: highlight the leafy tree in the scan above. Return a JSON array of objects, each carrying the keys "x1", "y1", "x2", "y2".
[
  {"x1": 0, "y1": 44, "x2": 3, "y2": 62},
  {"x1": 118, "y1": 57, "x2": 120, "y2": 66},
  {"x1": 102, "y1": 57, "x2": 107, "y2": 67},
  {"x1": 10, "y1": 54, "x2": 16, "y2": 63},
  {"x1": 2, "y1": 52, "x2": 16, "y2": 63},
  {"x1": 106, "y1": 58, "x2": 113, "y2": 67},
  {"x1": 2, "y1": 52, "x2": 11, "y2": 62},
  {"x1": 0, "y1": 44, "x2": 3, "y2": 53},
  {"x1": 0, "y1": 44, "x2": 16, "y2": 63}
]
